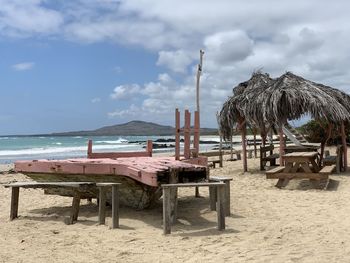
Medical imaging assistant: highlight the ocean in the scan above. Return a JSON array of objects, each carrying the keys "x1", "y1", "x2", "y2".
[{"x1": 0, "y1": 135, "x2": 243, "y2": 164}]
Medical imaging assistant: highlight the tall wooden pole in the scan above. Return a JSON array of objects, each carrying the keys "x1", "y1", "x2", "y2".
[
  {"x1": 195, "y1": 50, "x2": 204, "y2": 146},
  {"x1": 240, "y1": 120, "x2": 248, "y2": 172},
  {"x1": 341, "y1": 121, "x2": 347, "y2": 171},
  {"x1": 194, "y1": 50, "x2": 204, "y2": 198},
  {"x1": 279, "y1": 124, "x2": 285, "y2": 166}
]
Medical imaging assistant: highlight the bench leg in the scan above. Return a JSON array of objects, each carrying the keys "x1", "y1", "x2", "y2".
[
  {"x1": 10, "y1": 187, "x2": 19, "y2": 220},
  {"x1": 163, "y1": 187, "x2": 171, "y2": 235},
  {"x1": 69, "y1": 191, "x2": 81, "y2": 224},
  {"x1": 98, "y1": 187, "x2": 106, "y2": 225},
  {"x1": 276, "y1": 178, "x2": 289, "y2": 188},
  {"x1": 224, "y1": 180, "x2": 231, "y2": 216},
  {"x1": 195, "y1": 186, "x2": 200, "y2": 198},
  {"x1": 112, "y1": 185, "x2": 119, "y2": 229},
  {"x1": 209, "y1": 185, "x2": 217, "y2": 211},
  {"x1": 216, "y1": 185, "x2": 225, "y2": 230}
]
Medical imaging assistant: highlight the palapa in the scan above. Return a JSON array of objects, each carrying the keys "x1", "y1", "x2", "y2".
[{"x1": 219, "y1": 71, "x2": 350, "y2": 172}]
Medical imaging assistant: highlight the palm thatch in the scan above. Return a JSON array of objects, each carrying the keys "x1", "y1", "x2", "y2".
[{"x1": 219, "y1": 71, "x2": 350, "y2": 140}]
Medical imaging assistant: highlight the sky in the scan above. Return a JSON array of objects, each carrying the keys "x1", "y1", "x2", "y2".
[{"x1": 1, "y1": 0, "x2": 350, "y2": 135}]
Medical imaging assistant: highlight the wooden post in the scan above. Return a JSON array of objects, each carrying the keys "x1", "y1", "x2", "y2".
[
  {"x1": 87, "y1": 140, "x2": 92, "y2": 158},
  {"x1": 69, "y1": 191, "x2": 81, "y2": 224},
  {"x1": 184, "y1": 110, "x2": 191, "y2": 159},
  {"x1": 341, "y1": 121, "x2": 348, "y2": 171},
  {"x1": 253, "y1": 130, "x2": 257, "y2": 158},
  {"x1": 219, "y1": 134, "x2": 223, "y2": 167},
  {"x1": 279, "y1": 125, "x2": 285, "y2": 166},
  {"x1": 10, "y1": 187, "x2": 19, "y2": 220},
  {"x1": 230, "y1": 135, "x2": 234, "y2": 160},
  {"x1": 163, "y1": 186, "x2": 171, "y2": 235},
  {"x1": 175, "y1": 109, "x2": 180, "y2": 160},
  {"x1": 216, "y1": 185, "x2": 225, "y2": 230},
  {"x1": 146, "y1": 140, "x2": 153, "y2": 157},
  {"x1": 209, "y1": 186, "x2": 217, "y2": 211},
  {"x1": 193, "y1": 111, "x2": 200, "y2": 155},
  {"x1": 224, "y1": 180, "x2": 231, "y2": 216},
  {"x1": 98, "y1": 187, "x2": 106, "y2": 225},
  {"x1": 240, "y1": 120, "x2": 248, "y2": 172},
  {"x1": 169, "y1": 169, "x2": 178, "y2": 224},
  {"x1": 112, "y1": 185, "x2": 119, "y2": 229}
]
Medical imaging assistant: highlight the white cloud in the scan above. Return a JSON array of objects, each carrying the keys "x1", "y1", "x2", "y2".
[
  {"x1": 110, "y1": 84, "x2": 141, "y2": 100},
  {"x1": 157, "y1": 50, "x2": 193, "y2": 73},
  {"x1": 0, "y1": 0, "x2": 63, "y2": 36},
  {"x1": 12, "y1": 62, "x2": 35, "y2": 71}
]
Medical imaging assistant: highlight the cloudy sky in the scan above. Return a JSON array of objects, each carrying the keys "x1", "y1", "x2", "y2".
[{"x1": 1, "y1": 0, "x2": 350, "y2": 135}]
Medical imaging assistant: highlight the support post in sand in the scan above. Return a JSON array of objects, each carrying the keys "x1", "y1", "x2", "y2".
[
  {"x1": 175, "y1": 109, "x2": 180, "y2": 160},
  {"x1": 240, "y1": 119, "x2": 248, "y2": 172},
  {"x1": 341, "y1": 121, "x2": 348, "y2": 171},
  {"x1": 184, "y1": 110, "x2": 191, "y2": 159},
  {"x1": 279, "y1": 124, "x2": 285, "y2": 166}
]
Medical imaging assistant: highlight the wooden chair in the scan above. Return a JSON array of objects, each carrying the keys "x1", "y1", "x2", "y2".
[
  {"x1": 323, "y1": 145, "x2": 343, "y2": 173},
  {"x1": 260, "y1": 144, "x2": 279, "y2": 171}
]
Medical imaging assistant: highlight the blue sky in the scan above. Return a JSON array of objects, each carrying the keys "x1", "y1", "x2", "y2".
[{"x1": 1, "y1": 1, "x2": 350, "y2": 135}]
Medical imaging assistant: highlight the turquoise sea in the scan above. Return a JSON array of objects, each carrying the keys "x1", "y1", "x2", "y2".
[{"x1": 0, "y1": 135, "x2": 229, "y2": 164}]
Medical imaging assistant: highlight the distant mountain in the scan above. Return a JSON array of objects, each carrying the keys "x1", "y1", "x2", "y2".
[{"x1": 51, "y1": 120, "x2": 218, "y2": 136}]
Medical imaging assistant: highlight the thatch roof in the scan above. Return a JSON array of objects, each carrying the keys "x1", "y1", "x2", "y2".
[{"x1": 219, "y1": 71, "x2": 350, "y2": 139}]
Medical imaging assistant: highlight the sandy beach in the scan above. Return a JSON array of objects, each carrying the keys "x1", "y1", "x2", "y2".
[{"x1": 1, "y1": 149, "x2": 350, "y2": 263}]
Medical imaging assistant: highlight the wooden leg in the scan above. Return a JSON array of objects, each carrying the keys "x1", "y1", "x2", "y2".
[
  {"x1": 224, "y1": 180, "x2": 231, "y2": 216},
  {"x1": 98, "y1": 187, "x2": 106, "y2": 225},
  {"x1": 276, "y1": 179, "x2": 288, "y2": 188},
  {"x1": 195, "y1": 186, "x2": 200, "y2": 198},
  {"x1": 112, "y1": 185, "x2": 119, "y2": 229},
  {"x1": 10, "y1": 187, "x2": 19, "y2": 220},
  {"x1": 216, "y1": 185, "x2": 225, "y2": 230},
  {"x1": 209, "y1": 185, "x2": 217, "y2": 211},
  {"x1": 163, "y1": 187, "x2": 171, "y2": 235},
  {"x1": 169, "y1": 169, "x2": 178, "y2": 224},
  {"x1": 69, "y1": 191, "x2": 81, "y2": 224}
]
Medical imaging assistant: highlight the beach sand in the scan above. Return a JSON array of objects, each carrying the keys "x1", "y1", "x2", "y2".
[{"x1": 1, "y1": 148, "x2": 350, "y2": 263}]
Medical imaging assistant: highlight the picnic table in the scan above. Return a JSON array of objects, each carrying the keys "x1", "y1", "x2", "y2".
[{"x1": 266, "y1": 152, "x2": 335, "y2": 189}]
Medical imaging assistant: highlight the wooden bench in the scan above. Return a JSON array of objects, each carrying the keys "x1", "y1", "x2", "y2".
[
  {"x1": 4, "y1": 182, "x2": 120, "y2": 228},
  {"x1": 209, "y1": 176, "x2": 233, "y2": 216},
  {"x1": 323, "y1": 145, "x2": 343, "y2": 173},
  {"x1": 162, "y1": 182, "x2": 226, "y2": 234},
  {"x1": 260, "y1": 144, "x2": 279, "y2": 171}
]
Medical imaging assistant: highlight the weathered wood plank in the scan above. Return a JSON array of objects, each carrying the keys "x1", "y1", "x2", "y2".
[
  {"x1": 266, "y1": 173, "x2": 328, "y2": 179},
  {"x1": 112, "y1": 185, "x2": 119, "y2": 229},
  {"x1": 162, "y1": 182, "x2": 225, "y2": 188},
  {"x1": 216, "y1": 185, "x2": 225, "y2": 230},
  {"x1": 98, "y1": 187, "x2": 106, "y2": 225},
  {"x1": 10, "y1": 187, "x2": 19, "y2": 220},
  {"x1": 69, "y1": 191, "x2": 81, "y2": 224},
  {"x1": 163, "y1": 187, "x2": 171, "y2": 235}
]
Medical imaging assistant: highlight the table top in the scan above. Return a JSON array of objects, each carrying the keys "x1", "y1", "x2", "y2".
[{"x1": 283, "y1": 152, "x2": 319, "y2": 158}]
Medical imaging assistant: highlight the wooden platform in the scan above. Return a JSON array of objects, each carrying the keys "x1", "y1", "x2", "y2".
[
  {"x1": 15, "y1": 157, "x2": 207, "y2": 187},
  {"x1": 14, "y1": 157, "x2": 208, "y2": 209}
]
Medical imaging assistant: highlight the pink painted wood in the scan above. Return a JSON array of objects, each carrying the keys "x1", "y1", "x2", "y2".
[
  {"x1": 15, "y1": 157, "x2": 207, "y2": 187},
  {"x1": 184, "y1": 110, "x2": 191, "y2": 159},
  {"x1": 87, "y1": 140, "x2": 153, "y2": 159},
  {"x1": 175, "y1": 108, "x2": 180, "y2": 160}
]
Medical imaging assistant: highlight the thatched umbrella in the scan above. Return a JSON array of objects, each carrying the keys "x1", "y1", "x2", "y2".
[{"x1": 219, "y1": 71, "x2": 350, "y2": 172}]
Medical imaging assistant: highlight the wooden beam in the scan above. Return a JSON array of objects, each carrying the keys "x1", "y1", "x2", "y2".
[
  {"x1": 98, "y1": 187, "x2": 106, "y2": 225},
  {"x1": 216, "y1": 184, "x2": 225, "y2": 230},
  {"x1": 193, "y1": 111, "x2": 200, "y2": 155},
  {"x1": 146, "y1": 140, "x2": 153, "y2": 157},
  {"x1": 175, "y1": 109, "x2": 180, "y2": 160},
  {"x1": 69, "y1": 191, "x2": 81, "y2": 224},
  {"x1": 87, "y1": 139, "x2": 92, "y2": 157},
  {"x1": 163, "y1": 187, "x2": 171, "y2": 234},
  {"x1": 184, "y1": 110, "x2": 191, "y2": 159},
  {"x1": 341, "y1": 122, "x2": 348, "y2": 171},
  {"x1": 112, "y1": 185, "x2": 119, "y2": 229},
  {"x1": 10, "y1": 187, "x2": 19, "y2": 220},
  {"x1": 279, "y1": 125, "x2": 285, "y2": 166},
  {"x1": 240, "y1": 120, "x2": 248, "y2": 172}
]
